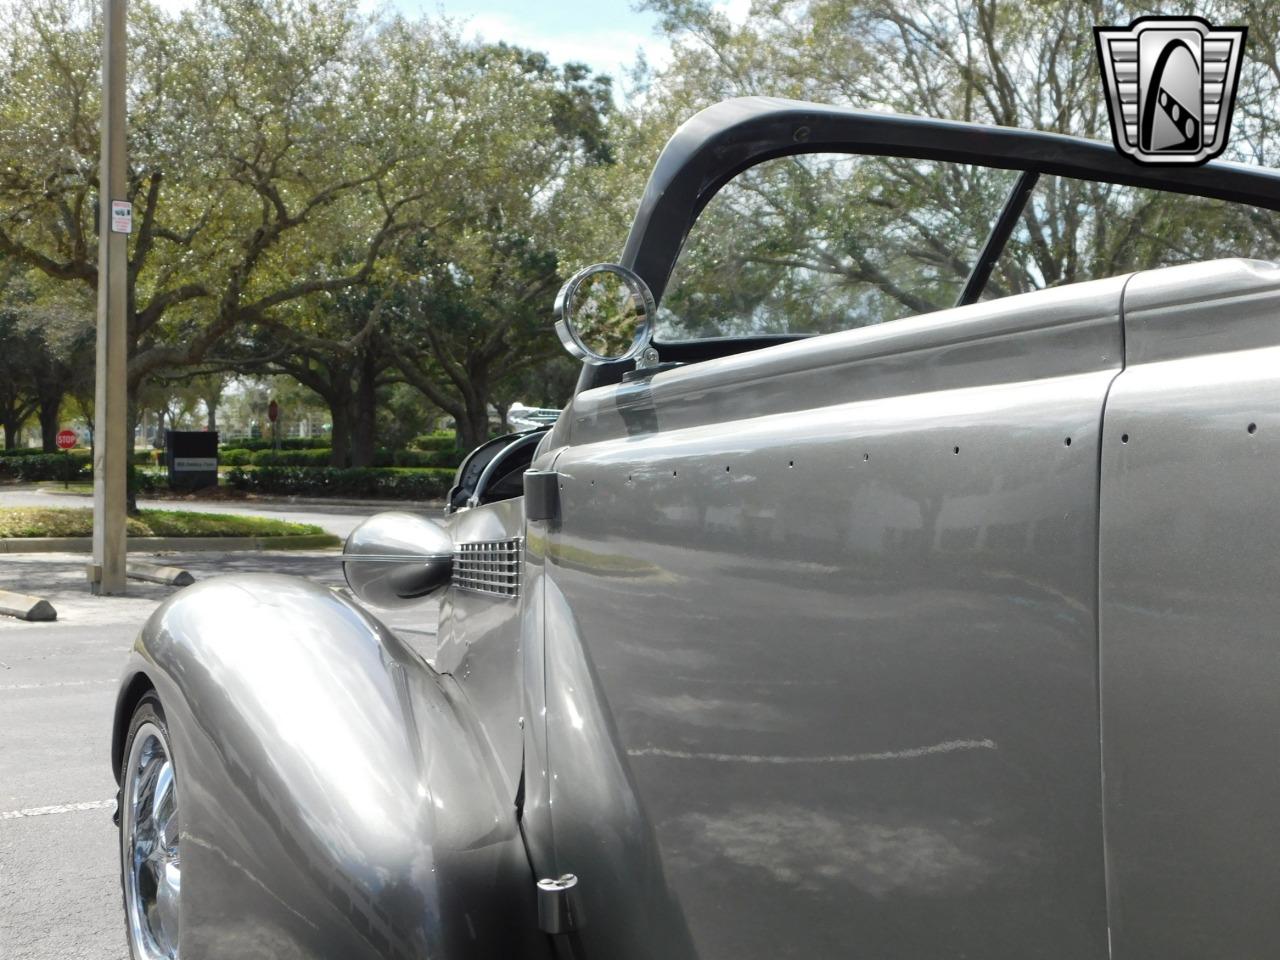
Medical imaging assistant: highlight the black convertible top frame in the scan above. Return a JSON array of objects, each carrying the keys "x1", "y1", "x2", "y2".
[
  {"x1": 575, "y1": 97, "x2": 1280, "y2": 393},
  {"x1": 620, "y1": 96, "x2": 1280, "y2": 303}
]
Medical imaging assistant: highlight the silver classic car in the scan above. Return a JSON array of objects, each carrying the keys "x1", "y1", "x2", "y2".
[{"x1": 112, "y1": 98, "x2": 1280, "y2": 959}]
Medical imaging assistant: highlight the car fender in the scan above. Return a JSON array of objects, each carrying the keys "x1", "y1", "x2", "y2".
[{"x1": 112, "y1": 573, "x2": 546, "y2": 960}]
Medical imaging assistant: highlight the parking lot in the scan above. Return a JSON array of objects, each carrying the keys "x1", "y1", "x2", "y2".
[{"x1": 0, "y1": 496, "x2": 439, "y2": 959}]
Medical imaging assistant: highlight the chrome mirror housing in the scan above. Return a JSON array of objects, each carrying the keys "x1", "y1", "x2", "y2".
[
  {"x1": 342, "y1": 512, "x2": 453, "y2": 608},
  {"x1": 554, "y1": 263, "x2": 657, "y2": 366}
]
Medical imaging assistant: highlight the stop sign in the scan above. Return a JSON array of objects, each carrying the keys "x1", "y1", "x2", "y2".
[
  {"x1": 56, "y1": 429, "x2": 78, "y2": 450},
  {"x1": 268, "y1": 400, "x2": 279, "y2": 423}
]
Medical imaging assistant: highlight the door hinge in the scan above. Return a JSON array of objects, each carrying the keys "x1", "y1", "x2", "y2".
[
  {"x1": 524, "y1": 470, "x2": 561, "y2": 522},
  {"x1": 537, "y1": 874, "x2": 584, "y2": 934}
]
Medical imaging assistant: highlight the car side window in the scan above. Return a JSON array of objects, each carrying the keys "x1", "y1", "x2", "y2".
[
  {"x1": 985, "y1": 175, "x2": 1279, "y2": 297},
  {"x1": 656, "y1": 154, "x2": 1019, "y2": 340}
]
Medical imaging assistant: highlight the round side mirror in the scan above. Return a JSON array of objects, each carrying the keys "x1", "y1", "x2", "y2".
[
  {"x1": 342, "y1": 512, "x2": 453, "y2": 608},
  {"x1": 554, "y1": 263, "x2": 656, "y2": 365}
]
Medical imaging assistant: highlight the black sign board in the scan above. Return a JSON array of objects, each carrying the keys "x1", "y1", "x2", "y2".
[{"x1": 165, "y1": 431, "x2": 219, "y2": 490}]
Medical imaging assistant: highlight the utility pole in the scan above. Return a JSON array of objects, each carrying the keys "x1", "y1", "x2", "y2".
[{"x1": 89, "y1": 0, "x2": 128, "y2": 595}]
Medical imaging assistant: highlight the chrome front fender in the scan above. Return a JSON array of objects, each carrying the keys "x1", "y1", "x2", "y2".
[{"x1": 112, "y1": 574, "x2": 545, "y2": 960}]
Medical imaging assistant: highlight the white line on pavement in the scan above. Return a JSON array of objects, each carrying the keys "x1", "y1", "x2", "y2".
[
  {"x1": 1, "y1": 799, "x2": 114, "y2": 820},
  {"x1": 0, "y1": 679, "x2": 115, "y2": 691}
]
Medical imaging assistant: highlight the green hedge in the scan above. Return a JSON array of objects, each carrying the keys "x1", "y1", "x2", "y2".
[
  {"x1": 227, "y1": 466, "x2": 453, "y2": 500},
  {"x1": 410, "y1": 432, "x2": 459, "y2": 452},
  {"x1": 0, "y1": 452, "x2": 90, "y2": 482},
  {"x1": 220, "y1": 437, "x2": 328, "y2": 452},
  {"x1": 0, "y1": 446, "x2": 52, "y2": 457},
  {"x1": 226, "y1": 447, "x2": 467, "y2": 469},
  {"x1": 249, "y1": 448, "x2": 332, "y2": 467},
  {"x1": 219, "y1": 448, "x2": 253, "y2": 466},
  {"x1": 377, "y1": 447, "x2": 463, "y2": 468}
]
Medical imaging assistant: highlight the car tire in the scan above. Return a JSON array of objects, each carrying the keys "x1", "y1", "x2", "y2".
[{"x1": 119, "y1": 693, "x2": 182, "y2": 960}]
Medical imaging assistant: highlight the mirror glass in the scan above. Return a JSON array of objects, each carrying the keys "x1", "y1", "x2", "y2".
[{"x1": 559, "y1": 265, "x2": 653, "y2": 361}]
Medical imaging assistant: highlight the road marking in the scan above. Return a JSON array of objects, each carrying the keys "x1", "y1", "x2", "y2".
[
  {"x1": 627, "y1": 738, "x2": 997, "y2": 765},
  {"x1": 0, "y1": 679, "x2": 115, "y2": 691},
  {"x1": 1, "y1": 799, "x2": 114, "y2": 820}
]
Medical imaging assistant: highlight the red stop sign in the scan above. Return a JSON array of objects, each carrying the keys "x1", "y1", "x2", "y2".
[{"x1": 56, "y1": 429, "x2": 78, "y2": 450}]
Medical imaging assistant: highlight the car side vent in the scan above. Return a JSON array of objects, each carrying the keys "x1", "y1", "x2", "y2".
[{"x1": 453, "y1": 538, "x2": 524, "y2": 598}]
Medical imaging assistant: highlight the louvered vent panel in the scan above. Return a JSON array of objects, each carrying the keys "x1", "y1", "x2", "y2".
[{"x1": 453, "y1": 538, "x2": 523, "y2": 598}]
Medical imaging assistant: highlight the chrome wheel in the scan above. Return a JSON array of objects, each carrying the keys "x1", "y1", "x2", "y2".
[{"x1": 122, "y1": 716, "x2": 181, "y2": 959}]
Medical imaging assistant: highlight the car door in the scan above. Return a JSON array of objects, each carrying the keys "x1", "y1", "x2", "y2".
[
  {"x1": 1099, "y1": 259, "x2": 1280, "y2": 960},
  {"x1": 536, "y1": 276, "x2": 1124, "y2": 959}
]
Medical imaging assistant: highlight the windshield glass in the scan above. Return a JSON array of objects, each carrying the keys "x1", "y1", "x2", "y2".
[
  {"x1": 657, "y1": 153, "x2": 1279, "y2": 342},
  {"x1": 656, "y1": 154, "x2": 1018, "y2": 340}
]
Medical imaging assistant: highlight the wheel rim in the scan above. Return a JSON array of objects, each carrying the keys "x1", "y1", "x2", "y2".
[{"x1": 123, "y1": 720, "x2": 181, "y2": 959}]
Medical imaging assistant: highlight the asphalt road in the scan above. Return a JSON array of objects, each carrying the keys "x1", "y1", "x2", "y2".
[{"x1": 0, "y1": 497, "x2": 441, "y2": 959}]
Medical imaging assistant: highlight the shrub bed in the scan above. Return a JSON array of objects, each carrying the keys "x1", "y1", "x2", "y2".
[
  {"x1": 410, "y1": 432, "x2": 459, "y2": 452},
  {"x1": 220, "y1": 437, "x2": 329, "y2": 452},
  {"x1": 0, "y1": 446, "x2": 53, "y2": 457},
  {"x1": 227, "y1": 466, "x2": 453, "y2": 500},
  {"x1": 0, "y1": 452, "x2": 90, "y2": 482},
  {"x1": 249, "y1": 448, "x2": 332, "y2": 467},
  {"x1": 227, "y1": 447, "x2": 467, "y2": 469},
  {"x1": 387, "y1": 448, "x2": 464, "y2": 468}
]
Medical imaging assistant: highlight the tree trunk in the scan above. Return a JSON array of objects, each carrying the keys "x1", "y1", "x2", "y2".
[
  {"x1": 2, "y1": 419, "x2": 16, "y2": 450},
  {"x1": 456, "y1": 393, "x2": 490, "y2": 451},
  {"x1": 329, "y1": 390, "x2": 355, "y2": 467},
  {"x1": 351, "y1": 350, "x2": 378, "y2": 467},
  {"x1": 457, "y1": 373, "x2": 495, "y2": 451},
  {"x1": 206, "y1": 396, "x2": 218, "y2": 433},
  {"x1": 38, "y1": 394, "x2": 61, "y2": 452}
]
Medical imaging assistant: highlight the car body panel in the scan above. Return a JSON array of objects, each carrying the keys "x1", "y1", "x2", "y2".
[
  {"x1": 436, "y1": 497, "x2": 528, "y2": 797},
  {"x1": 115, "y1": 574, "x2": 545, "y2": 960},
  {"x1": 1099, "y1": 258, "x2": 1280, "y2": 959},
  {"x1": 539, "y1": 277, "x2": 1127, "y2": 958}
]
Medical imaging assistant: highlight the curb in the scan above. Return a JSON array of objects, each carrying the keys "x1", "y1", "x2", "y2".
[
  {"x1": 33, "y1": 489, "x2": 446, "y2": 511},
  {"x1": 0, "y1": 589, "x2": 56, "y2": 621},
  {"x1": 0, "y1": 534, "x2": 340, "y2": 554},
  {"x1": 127, "y1": 561, "x2": 195, "y2": 587}
]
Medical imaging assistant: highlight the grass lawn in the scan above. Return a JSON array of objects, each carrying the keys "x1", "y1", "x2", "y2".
[{"x1": 0, "y1": 506, "x2": 336, "y2": 542}]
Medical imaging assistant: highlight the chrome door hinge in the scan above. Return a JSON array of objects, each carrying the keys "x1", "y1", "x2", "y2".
[{"x1": 537, "y1": 874, "x2": 584, "y2": 934}]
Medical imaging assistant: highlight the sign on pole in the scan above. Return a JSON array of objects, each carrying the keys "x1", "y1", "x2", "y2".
[
  {"x1": 56, "y1": 430, "x2": 78, "y2": 450},
  {"x1": 110, "y1": 200, "x2": 132, "y2": 234}
]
